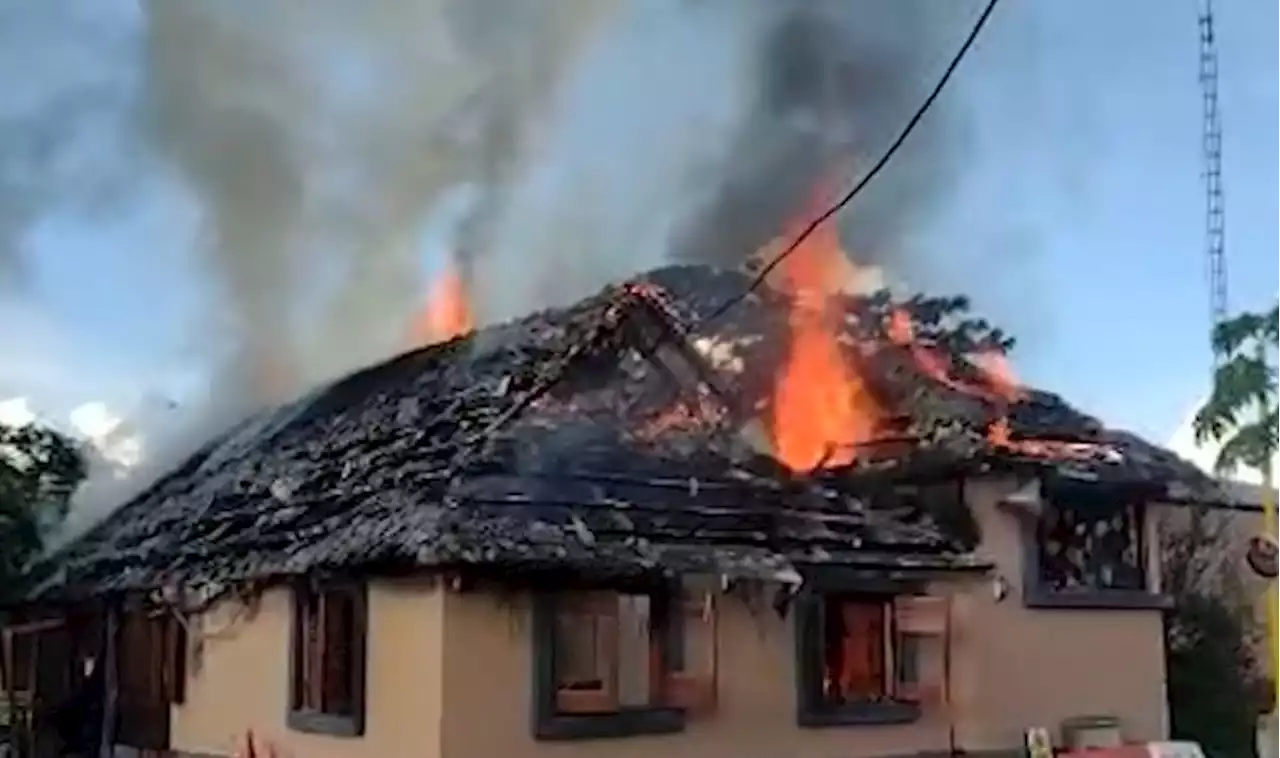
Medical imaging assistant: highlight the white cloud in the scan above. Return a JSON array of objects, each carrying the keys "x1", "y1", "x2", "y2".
[
  {"x1": 70, "y1": 400, "x2": 144, "y2": 470},
  {"x1": 0, "y1": 396, "x2": 37, "y2": 426}
]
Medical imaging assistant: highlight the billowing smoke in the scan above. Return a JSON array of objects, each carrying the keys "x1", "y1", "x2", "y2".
[
  {"x1": 468, "y1": 0, "x2": 977, "y2": 323},
  {"x1": 0, "y1": 0, "x2": 142, "y2": 290},
  {"x1": 669, "y1": 0, "x2": 973, "y2": 271},
  {"x1": 9, "y1": 0, "x2": 983, "y2": 540},
  {"x1": 141, "y1": 0, "x2": 621, "y2": 399}
]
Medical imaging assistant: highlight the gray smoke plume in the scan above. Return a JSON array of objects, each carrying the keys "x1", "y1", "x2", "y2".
[
  {"x1": 670, "y1": 0, "x2": 975, "y2": 271},
  {"x1": 17, "y1": 0, "x2": 984, "y2": 540},
  {"x1": 467, "y1": 0, "x2": 978, "y2": 323},
  {"x1": 140, "y1": 0, "x2": 620, "y2": 399},
  {"x1": 0, "y1": 0, "x2": 142, "y2": 290}
]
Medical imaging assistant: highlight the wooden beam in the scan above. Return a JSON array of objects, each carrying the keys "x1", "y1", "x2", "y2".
[{"x1": 98, "y1": 605, "x2": 119, "y2": 758}]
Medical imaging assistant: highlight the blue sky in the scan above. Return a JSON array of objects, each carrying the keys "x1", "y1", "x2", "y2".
[{"x1": 1, "y1": 0, "x2": 1276, "y2": 445}]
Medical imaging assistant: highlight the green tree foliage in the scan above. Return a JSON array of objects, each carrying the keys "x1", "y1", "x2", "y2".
[
  {"x1": 1164, "y1": 511, "x2": 1269, "y2": 758},
  {"x1": 1194, "y1": 304, "x2": 1279, "y2": 476},
  {"x1": 0, "y1": 420, "x2": 88, "y2": 593}
]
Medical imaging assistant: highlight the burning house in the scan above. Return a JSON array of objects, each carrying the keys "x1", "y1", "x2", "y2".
[{"x1": 1, "y1": 245, "x2": 1234, "y2": 758}]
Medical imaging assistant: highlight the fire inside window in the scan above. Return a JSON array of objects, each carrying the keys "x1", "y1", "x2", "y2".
[
  {"x1": 820, "y1": 595, "x2": 916, "y2": 705},
  {"x1": 1036, "y1": 502, "x2": 1145, "y2": 593}
]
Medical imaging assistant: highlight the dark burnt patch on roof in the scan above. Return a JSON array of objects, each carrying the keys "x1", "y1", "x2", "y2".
[
  {"x1": 28, "y1": 277, "x2": 977, "y2": 602},
  {"x1": 27, "y1": 264, "x2": 1222, "y2": 602},
  {"x1": 642, "y1": 265, "x2": 1227, "y2": 504}
]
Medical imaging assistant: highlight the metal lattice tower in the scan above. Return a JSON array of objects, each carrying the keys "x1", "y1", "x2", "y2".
[{"x1": 1198, "y1": 0, "x2": 1229, "y2": 344}]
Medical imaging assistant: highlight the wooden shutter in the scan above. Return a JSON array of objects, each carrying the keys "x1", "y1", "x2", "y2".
[
  {"x1": 660, "y1": 587, "x2": 718, "y2": 715},
  {"x1": 892, "y1": 595, "x2": 950, "y2": 705},
  {"x1": 555, "y1": 593, "x2": 620, "y2": 714},
  {"x1": 117, "y1": 610, "x2": 172, "y2": 751},
  {"x1": 160, "y1": 614, "x2": 186, "y2": 704},
  {"x1": 293, "y1": 586, "x2": 325, "y2": 712}
]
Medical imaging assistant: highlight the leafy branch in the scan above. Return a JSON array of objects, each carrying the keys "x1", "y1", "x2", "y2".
[{"x1": 1193, "y1": 303, "x2": 1279, "y2": 476}]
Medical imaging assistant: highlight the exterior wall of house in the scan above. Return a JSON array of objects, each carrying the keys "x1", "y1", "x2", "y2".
[
  {"x1": 156, "y1": 478, "x2": 1172, "y2": 758},
  {"x1": 436, "y1": 588, "x2": 963, "y2": 758},
  {"x1": 956, "y1": 478, "x2": 1169, "y2": 750},
  {"x1": 168, "y1": 578, "x2": 445, "y2": 758},
  {"x1": 434, "y1": 491, "x2": 1168, "y2": 758}
]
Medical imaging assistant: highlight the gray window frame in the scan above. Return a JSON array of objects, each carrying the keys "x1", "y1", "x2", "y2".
[
  {"x1": 286, "y1": 579, "x2": 368, "y2": 737},
  {"x1": 530, "y1": 587, "x2": 685, "y2": 741},
  {"x1": 1021, "y1": 489, "x2": 1171, "y2": 611},
  {"x1": 793, "y1": 575, "x2": 923, "y2": 728}
]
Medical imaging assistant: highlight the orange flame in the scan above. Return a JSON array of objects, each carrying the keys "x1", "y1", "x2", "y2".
[
  {"x1": 768, "y1": 184, "x2": 882, "y2": 471},
  {"x1": 886, "y1": 306, "x2": 1111, "y2": 459},
  {"x1": 409, "y1": 261, "x2": 474, "y2": 346},
  {"x1": 969, "y1": 349, "x2": 1027, "y2": 404}
]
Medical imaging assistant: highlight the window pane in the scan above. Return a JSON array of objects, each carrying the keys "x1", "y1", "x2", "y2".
[
  {"x1": 1038, "y1": 502, "x2": 1145, "y2": 592},
  {"x1": 821, "y1": 597, "x2": 886, "y2": 705},
  {"x1": 895, "y1": 633, "x2": 921, "y2": 687},
  {"x1": 295, "y1": 590, "x2": 324, "y2": 711},
  {"x1": 616, "y1": 594, "x2": 652, "y2": 707},
  {"x1": 555, "y1": 609, "x2": 604, "y2": 690},
  {"x1": 322, "y1": 592, "x2": 356, "y2": 716},
  {"x1": 551, "y1": 591, "x2": 669, "y2": 713}
]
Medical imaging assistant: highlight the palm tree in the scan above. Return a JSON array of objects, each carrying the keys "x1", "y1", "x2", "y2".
[
  {"x1": 1194, "y1": 304, "x2": 1278, "y2": 479},
  {"x1": 1193, "y1": 302, "x2": 1279, "y2": 727}
]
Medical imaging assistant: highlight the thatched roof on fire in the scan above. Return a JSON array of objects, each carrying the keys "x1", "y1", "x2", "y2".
[
  {"x1": 24, "y1": 264, "x2": 1226, "y2": 603},
  {"x1": 642, "y1": 265, "x2": 1229, "y2": 503},
  {"x1": 26, "y1": 273, "x2": 980, "y2": 603}
]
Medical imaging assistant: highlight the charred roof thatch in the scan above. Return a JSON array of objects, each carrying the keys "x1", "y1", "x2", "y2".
[
  {"x1": 26, "y1": 264, "x2": 1224, "y2": 603},
  {"x1": 28, "y1": 276, "x2": 981, "y2": 603},
  {"x1": 642, "y1": 265, "x2": 1229, "y2": 503}
]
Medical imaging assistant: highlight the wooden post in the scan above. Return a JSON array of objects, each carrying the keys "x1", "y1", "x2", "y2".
[{"x1": 99, "y1": 606, "x2": 119, "y2": 758}]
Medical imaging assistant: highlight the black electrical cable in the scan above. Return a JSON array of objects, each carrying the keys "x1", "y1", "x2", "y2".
[{"x1": 697, "y1": 0, "x2": 1001, "y2": 328}]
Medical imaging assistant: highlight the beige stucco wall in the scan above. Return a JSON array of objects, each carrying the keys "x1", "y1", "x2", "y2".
[
  {"x1": 437, "y1": 588, "x2": 960, "y2": 758},
  {"x1": 434, "y1": 478, "x2": 1168, "y2": 758},
  {"x1": 957, "y1": 479, "x2": 1168, "y2": 749},
  {"x1": 169, "y1": 578, "x2": 445, "y2": 758},
  {"x1": 161, "y1": 477, "x2": 1170, "y2": 758}
]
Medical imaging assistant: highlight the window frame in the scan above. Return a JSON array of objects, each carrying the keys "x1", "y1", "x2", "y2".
[
  {"x1": 286, "y1": 580, "x2": 368, "y2": 738},
  {"x1": 531, "y1": 586, "x2": 686, "y2": 741},
  {"x1": 1022, "y1": 489, "x2": 1172, "y2": 611},
  {"x1": 793, "y1": 578, "x2": 924, "y2": 729}
]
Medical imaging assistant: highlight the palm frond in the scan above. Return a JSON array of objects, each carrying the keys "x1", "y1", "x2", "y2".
[
  {"x1": 1213, "y1": 409, "x2": 1279, "y2": 475},
  {"x1": 1194, "y1": 348, "x2": 1277, "y2": 445},
  {"x1": 1213, "y1": 312, "x2": 1264, "y2": 358},
  {"x1": 1265, "y1": 305, "x2": 1280, "y2": 343}
]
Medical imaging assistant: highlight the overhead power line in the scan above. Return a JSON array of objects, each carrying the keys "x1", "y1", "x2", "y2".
[{"x1": 698, "y1": 0, "x2": 1002, "y2": 328}]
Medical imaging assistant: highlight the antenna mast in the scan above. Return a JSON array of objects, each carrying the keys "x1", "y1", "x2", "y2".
[{"x1": 1198, "y1": 0, "x2": 1228, "y2": 345}]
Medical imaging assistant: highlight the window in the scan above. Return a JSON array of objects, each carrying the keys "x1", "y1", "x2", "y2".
[
  {"x1": 532, "y1": 586, "x2": 715, "y2": 741},
  {"x1": 288, "y1": 582, "x2": 366, "y2": 737},
  {"x1": 1026, "y1": 496, "x2": 1169, "y2": 610},
  {"x1": 795, "y1": 592, "x2": 948, "y2": 728}
]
